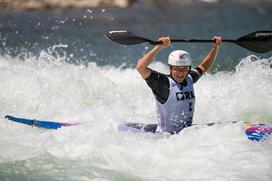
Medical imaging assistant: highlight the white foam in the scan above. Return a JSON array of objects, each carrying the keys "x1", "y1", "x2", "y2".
[{"x1": 0, "y1": 52, "x2": 271, "y2": 180}]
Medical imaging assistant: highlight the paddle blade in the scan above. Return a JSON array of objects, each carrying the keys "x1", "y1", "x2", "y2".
[
  {"x1": 236, "y1": 31, "x2": 272, "y2": 53},
  {"x1": 104, "y1": 30, "x2": 155, "y2": 45}
]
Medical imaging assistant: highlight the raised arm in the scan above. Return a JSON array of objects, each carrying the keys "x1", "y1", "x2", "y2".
[
  {"x1": 197, "y1": 36, "x2": 222, "y2": 73},
  {"x1": 136, "y1": 36, "x2": 171, "y2": 79}
]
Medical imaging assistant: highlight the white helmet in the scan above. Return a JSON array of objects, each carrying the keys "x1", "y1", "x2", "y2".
[{"x1": 168, "y1": 50, "x2": 192, "y2": 66}]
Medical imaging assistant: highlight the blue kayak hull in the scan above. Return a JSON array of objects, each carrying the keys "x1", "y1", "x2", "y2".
[{"x1": 5, "y1": 115, "x2": 79, "y2": 129}]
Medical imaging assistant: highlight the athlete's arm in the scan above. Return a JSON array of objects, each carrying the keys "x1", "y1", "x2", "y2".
[
  {"x1": 196, "y1": 36, "x2": 222, "y2": 73},
  {"x1": 136, "y1": 36, "x2": 171, "y2": 79}
]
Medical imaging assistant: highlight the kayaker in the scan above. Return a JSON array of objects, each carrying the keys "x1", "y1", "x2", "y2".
[{"x1": 136, "y1": 35, "x2": 222, "y2": 134}]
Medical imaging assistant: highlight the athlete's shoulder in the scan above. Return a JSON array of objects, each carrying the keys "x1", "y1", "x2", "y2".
[
  {"x1": 145, "y1": 69, "x2": 170, "y2": 104},
  {"x1": 189, "y1": 67, "x2": 204, "y2": 83},
  {"x1": 145, "y1": 69, "x2": 169, "y2": 83}
]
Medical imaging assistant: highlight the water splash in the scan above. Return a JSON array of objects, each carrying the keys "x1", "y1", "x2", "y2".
[{"x1": 0, "y1": 51, "x2": 271, "y2": 181}]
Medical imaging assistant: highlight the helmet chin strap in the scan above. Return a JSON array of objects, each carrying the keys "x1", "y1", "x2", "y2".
[
  {"x1": 181, "y1": 66, "x2": 191, "y2": 84},
  {"x1": 185, "y1": 66, "x2": 192, "y2": 78}
]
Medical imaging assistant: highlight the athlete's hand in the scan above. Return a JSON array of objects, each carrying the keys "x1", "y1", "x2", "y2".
[
  {"x1": 156, "y1": 36, "x2": 171, "y2": 50},
  {"x1": 213, "y1": 36, "x2": 222, "y2": 48}
]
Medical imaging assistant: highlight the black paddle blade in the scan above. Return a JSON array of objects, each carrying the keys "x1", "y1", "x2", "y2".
[
  {"x1": 104, "y1": 30, "x2": 156, "y2": 45},
  {"x1": 236, "y1": 31, "x2": 272, "y2": 53}
]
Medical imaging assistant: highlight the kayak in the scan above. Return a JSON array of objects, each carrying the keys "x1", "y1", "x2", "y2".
[
  {"x1": 244, "y1": 123, "x2": 272, "y2": 141},
  {"x1": 4, "y1": 115, "x2": 80, "y2": 129},
  {"x1": 4, "y1": 115, "x2": 272, "y2": 141},
  {"x1": 117, "y1": 121, "x2": 272, "y2": 142}
]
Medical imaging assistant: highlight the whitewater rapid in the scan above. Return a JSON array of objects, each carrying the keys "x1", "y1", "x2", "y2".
[{"x1": 0, "y1": 52, "x2": 271, "y2": 181}]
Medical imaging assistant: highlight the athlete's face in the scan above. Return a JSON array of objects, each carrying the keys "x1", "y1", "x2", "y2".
[{"x1": 170, "y1": 66, "x2": 190, "y2": 83}]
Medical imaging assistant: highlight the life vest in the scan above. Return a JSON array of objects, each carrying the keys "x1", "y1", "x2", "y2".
[{"x1": 155, "y1": 75, "x2": 195, "y2": 134}]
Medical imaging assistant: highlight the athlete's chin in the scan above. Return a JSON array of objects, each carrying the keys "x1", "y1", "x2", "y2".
[{"x1": 175, "y1": 77, "x2": 185, "y2": 83}]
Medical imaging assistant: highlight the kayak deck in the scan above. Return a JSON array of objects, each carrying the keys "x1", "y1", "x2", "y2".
[{"x1": 117, "y1": 121, "x2": 272, "y2": 142}]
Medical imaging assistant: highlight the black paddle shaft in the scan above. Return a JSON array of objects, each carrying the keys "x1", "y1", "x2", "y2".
[{"x1": 105, "y1": 30, "x2": 272, "y2": 53}]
